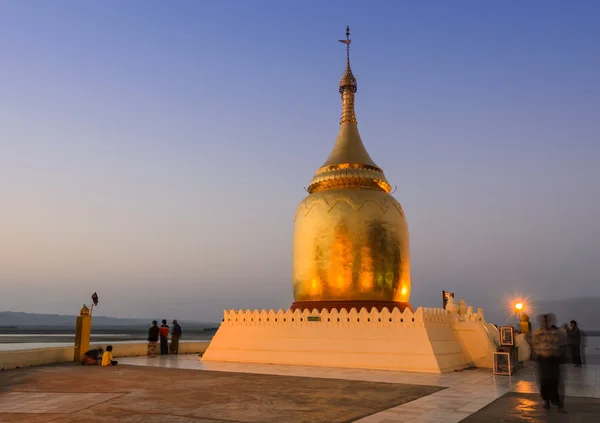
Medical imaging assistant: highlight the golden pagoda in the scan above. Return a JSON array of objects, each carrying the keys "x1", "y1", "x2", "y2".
[
  {"x1": 203, "y1": 27, "x2": 504, "y2": 375},
  {"x1": 292, "y1": 26, "x2": 411, "y2": 312}
]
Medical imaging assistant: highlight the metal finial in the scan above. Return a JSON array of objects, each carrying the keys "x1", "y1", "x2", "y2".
[
  {"x1": 345, "y1": 25, "x2": 350, "y2": 62},
  {"x1": 338, "y1": 25, "x2": 357, "y2": 94},
  {"x1": 339, "y1": 25, "x2": 352, "y2": 63},
  {"x1": 338, "y1": 26, "x2": 357, "y2": 123}
]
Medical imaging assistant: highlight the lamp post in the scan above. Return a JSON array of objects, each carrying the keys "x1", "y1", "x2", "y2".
[
  {"x1": 515, "y1": 302, "x2": 524, "y2": 315},
  {"x1": 514, "y1": 302, "x2": 531, "y2": 335}
]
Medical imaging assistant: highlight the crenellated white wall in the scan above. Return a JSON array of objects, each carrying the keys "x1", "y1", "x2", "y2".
[
  {"x1": 203, "y1": 307, "x2": 468, "y2": 373},
  {"x1": 203, "y1": 303, "x2": 530, "y2": 373},
  {"x1": 219, "y1": 306, "x2": 450, "y2": 327}
]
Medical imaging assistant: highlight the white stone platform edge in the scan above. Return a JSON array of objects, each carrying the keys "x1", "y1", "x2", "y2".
[
  {"x1": 201, "y1": 306, "x2": 507, "y2": 374},
  {"x1": 0, "y1": 341, "x2": 210, "y2": 370}
]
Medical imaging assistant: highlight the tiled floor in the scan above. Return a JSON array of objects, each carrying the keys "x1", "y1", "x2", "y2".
[
  {"x1": 0, "y1": 392, "x2": 124, "y2": 414},
  {"x1": 0, "y1": 364, "x2": 441, "y2": 422},
  {"x1": 120, "y1": 355, "x2": 600, "y2": 422}
]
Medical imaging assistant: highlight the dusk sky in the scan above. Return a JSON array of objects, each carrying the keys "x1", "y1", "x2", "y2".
[{"x1": 1, "y1": 1, "x2": 599, "y2": 323}]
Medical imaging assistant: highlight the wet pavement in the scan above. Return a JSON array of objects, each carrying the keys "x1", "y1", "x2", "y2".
[{"x1": 461, "y1": 392, "x2": 600, "y2": 423}]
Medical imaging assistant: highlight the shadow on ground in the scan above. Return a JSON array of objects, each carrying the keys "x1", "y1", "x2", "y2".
[{"x1": 0, "y1": 367, "x2": 38, "y2": 393}]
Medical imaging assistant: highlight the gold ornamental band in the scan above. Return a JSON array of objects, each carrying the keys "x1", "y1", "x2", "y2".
[
  {"x1": 307, "y1": 177, "x2": 391, "y2": 194},
  {"x1": 307, "y1": 163, "x2": 393, "y2": 194},
  {"x1": 314, "y1": 162, "x2": 386, "y2": 174},
  {"x1": 291, "y1": 300, "x2": 413, "y2": 313}
]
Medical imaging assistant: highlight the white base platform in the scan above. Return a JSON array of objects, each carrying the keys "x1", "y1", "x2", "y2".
[{"x1": 202, "y1": 307, "x2": 478, "y2": 374}]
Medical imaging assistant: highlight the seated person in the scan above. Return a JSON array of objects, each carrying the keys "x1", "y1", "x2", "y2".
[
  {"x1": 101, "y1": 345, "x2": 118, "y2": 366},
  {"x1": 81, "y1": 348, "x2": 104, "y2": 365}
]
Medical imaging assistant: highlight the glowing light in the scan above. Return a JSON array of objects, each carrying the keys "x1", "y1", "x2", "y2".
[
  {"x1": 401, "y1": 286, "x2": 407, "y2": 295},
  {"x1": 503, "y1": 293, "x2": 534, "y2": 322}
]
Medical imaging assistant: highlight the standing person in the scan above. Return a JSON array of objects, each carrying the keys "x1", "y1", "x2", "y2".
[
  {"x1": 170, "y1": 319, "x2": 182, "y2": 355},
  {"x1": 159, "y1": 319, "x2": 170, "y2": 355},
  {"x1": 147, "y1": 320, "x2": 160, "y2": 357},
  {"x1": 101, "y1": 345, "x2": 118, "y2": 366},
  {"x1": 567, "y1": 320, "x2": 582, "y2": 367},
  {"x1": 533, "y1": 314, "x2": 565, "y2": 412}
]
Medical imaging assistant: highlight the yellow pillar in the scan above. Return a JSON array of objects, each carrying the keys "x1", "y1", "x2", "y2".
[
  {"x1": 74, "y1": 304, "x2": 92, "y2": 361},
  {"x1": 520, "y1": 313, "x2": 531, "y2": 334}
]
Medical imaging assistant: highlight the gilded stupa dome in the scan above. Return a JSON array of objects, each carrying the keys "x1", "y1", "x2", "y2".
[{"x1": 292, "y1": 27, "x2": 411, "y2": 312}]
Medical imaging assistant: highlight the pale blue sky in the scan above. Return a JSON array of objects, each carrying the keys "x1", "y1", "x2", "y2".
[{"x1": 1, "y1": 1, "x2": 599, "y2": 323}]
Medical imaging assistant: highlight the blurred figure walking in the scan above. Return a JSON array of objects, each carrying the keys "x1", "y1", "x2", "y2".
[
  {"x1": 159, "y1": 319, "x2": 170, "y2": 355},
  {"x1": 567, "y1": 320, "x2": 582, "y2": 367},
  {"x1": 533, "y1": 314, "x2": 565, "y2": 411},
  {"x1": 170, "y1": 319, "x2": 182, "y2": 355}
]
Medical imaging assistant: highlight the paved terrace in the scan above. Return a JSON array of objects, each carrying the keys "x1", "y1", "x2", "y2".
[{"x1": 0, "y1": 354, "x2": 599, "y2": 422}]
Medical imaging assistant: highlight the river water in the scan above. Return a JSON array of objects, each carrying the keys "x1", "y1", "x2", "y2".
[
  {"x1": 2, "y1": 334, "x2": 599, "y2": 358},
  {"x1": 0, "y1": 333, "x2": 213, "y2": 351}
]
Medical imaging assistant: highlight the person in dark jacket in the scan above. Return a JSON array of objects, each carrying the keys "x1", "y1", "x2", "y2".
[
  {"x1": 81, "y1": 348, "x2": 104, "y2": 365},
  {"x1": 147, "y1": 320, "x2": 160, "y2": 357},
  {"x1": 567, "y1": 320, "x2": 582, "y2": 367},
  {"x1": 159, "y1": 319, "x2": 169, "y2": 355},
  {"x1": 170, "y1": 320, "x2": 182, "y2": 354}
]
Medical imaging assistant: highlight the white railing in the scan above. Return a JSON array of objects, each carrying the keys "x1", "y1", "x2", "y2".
[{"x1": 0, "y1": 341, "x2": 210, "y2": 370}]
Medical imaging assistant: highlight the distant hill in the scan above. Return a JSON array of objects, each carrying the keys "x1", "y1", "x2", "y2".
[
  {"x1": 535, "y1": 297, "x2": 600, "y2": 330},
  {"x1": 0, "y1": 311, "x2": 218, "y2": 329}
]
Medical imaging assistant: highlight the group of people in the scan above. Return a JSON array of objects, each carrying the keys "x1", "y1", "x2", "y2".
[
  {"x1": 81, "y1": 345, "x2": 118, "y2": 366},
  {"x1": 532, "y1": 314, "x2": 583, "y2": 412},
  {"x1": 147, "y1": 319, "x2": 182, "y2": 357},
  {"x1": 80, "y1": 319, "x2": 183, "y2": 365}
]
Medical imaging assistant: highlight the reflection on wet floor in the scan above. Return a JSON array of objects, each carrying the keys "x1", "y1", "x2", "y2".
[
  {"x1": 514, "y1": 380, "x2": 538, "y2": 393},
  {"x1": 515, "y1": 397, "x2": 538, "y2": 410},
  {"x1": 462, "y1": 392, "x2": 600, "y2": 422}
]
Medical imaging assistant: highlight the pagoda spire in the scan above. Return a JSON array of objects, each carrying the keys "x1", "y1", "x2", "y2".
[
  {"x1": 305, "y1": 26, "x2": 392, "y2": 194},
  {"x1": 338, "y1": 26, "x2": 357, "y2": 124}
]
